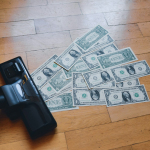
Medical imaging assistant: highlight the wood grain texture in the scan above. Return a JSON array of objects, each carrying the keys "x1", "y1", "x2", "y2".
[
  {"x1": 0, "y1": 132, "x2": 67, "y2": 150},
  {"x1": 110, "y1": 145, "x2": 132, "y2": 150},
  {"x1": 0, "y1": 3, "x2": 81, "y2": 23},
  {"x1": 104, "y1": 9, "x2": 150, "y2": 25},
  {"x1": 0, "y1": 32, "x2": 72, "y2": 54},
  {"x1": 65, "y1": 115, "x2": 150, "y2": 150},
  {"x1": 132, "y1": 140, "x2": 150, "y2": 150},
  {"x1": 116, "y1": 37, "x2": 150, "y2": 54},
  {"x1": 70, "y1": 24, "x2": 143, "y2": 41},
  {"x1": 79, "y1": 0, "x2": 150, "y2": 14},
  {"x1": 26, "y1": 47, "x2": 67, "y2": 70},
  {"x1": 0, "y1": 0, "x2": 47, "y2": 9},
  {"x1": 0, "y1": 20, "x2": 35, "y2": 38},
  {"x1": 52, "y1": 106, "x2": 111, "y2": 133},
  {"x1": 34, "y1": 14, "x2": 107, "y2": 34},
  {"x1": 138, "y1": 22, "x2": 150, "y2": 37}
]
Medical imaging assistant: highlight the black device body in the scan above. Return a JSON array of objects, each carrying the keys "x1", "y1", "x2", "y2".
[{"x1": 0, "y1": 56, "x2": 57, "y2": 139}]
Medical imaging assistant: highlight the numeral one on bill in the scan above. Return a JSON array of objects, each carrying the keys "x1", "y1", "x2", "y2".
[{"x1": 104, "y1": 85, "x2": 149, "y2": 107}]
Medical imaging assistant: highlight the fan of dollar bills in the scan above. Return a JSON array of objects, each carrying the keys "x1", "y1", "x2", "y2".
[{"x1": 31, "y1": 25, "x2": 150, "y2": 112}]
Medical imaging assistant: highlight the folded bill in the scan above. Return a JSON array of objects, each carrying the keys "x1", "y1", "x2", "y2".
[
  {"x1": 54, "y1": 43, "x2": 82, "y2": 71},
  {"x1": 111, "y1": 60, "x2": 150, "y2": 82},
  {"x1": 116, "y1": 78, "x2": 140, "y2": 88},
  {"x1": 75, "y1": 25, "x2": 108, "y2": 54},
  {"x1": 72, "y1": 73, "x2": 87, "y2": 89},
  {"x1": 82, "y1": 43, "x2": 118, "y2": 70},
  {"x1": 82, "y1": 69, "x2": 115, "y2": 89},
  {"x1": 63, "y1": 59, "x2": 90, "y2": 79},
  {"x1": 73, "y1": 88, "x2": 106, "y2": 106},
  {"x1": 104, "y1": 85, "x2": 149, "y2": 107},
  {"x1": 45, "y1": 92, "x2": 78, "y2": 112},
  {"x1": 97, "y1": 47, "x2": 137, "y2": 69},
  {"x1": 31, "y1": 55, "x2": 61, "y2": 89}
]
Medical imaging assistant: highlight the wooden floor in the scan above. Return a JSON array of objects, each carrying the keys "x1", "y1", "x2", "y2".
[{"x1": 0, "y1": 0, "x2": 150, "y2": 149}]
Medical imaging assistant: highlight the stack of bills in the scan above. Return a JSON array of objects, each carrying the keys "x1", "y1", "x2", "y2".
[{"x1": 31, "y1": 25, "x2": 150, "y2": 112}]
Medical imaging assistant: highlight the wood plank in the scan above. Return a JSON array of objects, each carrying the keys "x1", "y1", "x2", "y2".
[
  {"x1": 65, "y1": 115, "x2": 150, "y2": 150},
  {"x1": 116, "y1": 37, "x2": 150, "y2": 54},
  {"x1": 108, "y1": 92, "x2": 150, "y2": 122},
  {"x1": 70, "y1": 24, "x2": 143, "y2": 41},
  {"x1": 110, "y1": 145, "x2": 132, "y2": 150},
  {"x1": 0, "y1": 3, "x2": 81, "y2": 23},
  {"x1": 0, "y1": 31, "x2": 72, "y2": 54},
  {"x1": 0, "y1": 20, "x2": 35, "y2": 38},
  {"x1": 26, "y1": 47, "x2": 67, "y2": 70},
  {"x1": 79, "y1": 0, "x2": 150, "y2": 15},
  {"x1": 0, "y1": 52, "x2": 27, "y2": 85},
  {"x1": 138, "y1": 22, "x2": 150, "y2": 37},
  {"x1": 0, "y1": 106, "x2": 110, "y2": 144},
  {"x1": 0, "y1": 132, "x2": 67, "y2": 150},
  {"x1": 104, "y1": 9, "x2": 150, "y2": 25},
  {"x1": 0, "y1": 0, "x2": 47, "y2": 9},
  {"x1": 52, "y1": 106, "x2": 111, "y2": 133},
  {"x1": 132, "y1": 140, "x2": 150, "y2": 150},
  {"x1": 34, "y1": 14, "x2": 107, "y2": 34}
]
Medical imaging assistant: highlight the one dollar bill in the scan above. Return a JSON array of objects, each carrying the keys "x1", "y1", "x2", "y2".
[
  {"x1": 97, "y1": 47, "x2": 137, "y2": 69},
  {"x1": 31, "y1": 55, "x2": 61, "y2": 89},
  {"x1": 104, "y1": 85, "x2": 149, "y2": 107},
  {"x1": 73, "y1": 88, "x2": 106, "y2": 106},
  {"x1": 82, "y1": 43, "x2": 118, "y2": 70},
  {"x1": 82, "y1": 69, "x2": 115, "y2": 89},
  {"x1": 111, "y1": 60, "x2": 150, "y2": 82},
  {"x1": 45, "y1": 92, "x2": 78, "y2": 112}
]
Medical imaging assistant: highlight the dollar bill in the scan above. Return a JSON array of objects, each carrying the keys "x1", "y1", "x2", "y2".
[
  {"x1": 104, "y1": 85, "x2": 149, "y2": 107},
  {"x1": 96, "y1": 81, "x2": 116, "y2": 88},
  {"x1": 49, "y1": 70, "x2": 72, "y2": 92},
  {"x1": 40, "y1": 81, "x2": 72, "y2": 101},
  {"x1": 82, "y1": 43, "x2": 118, "y2": 70},
  {"x1": 63, "y1": 59, "x2": 90, "y2": 79},
  {"x1": 73, "y1": 88, "x2": 106, "y2": 106},
  {"x1": 97, "y1": 47, "x2": 137, "y2": 69},
  {"x1": 116, "y1": 79, "x2": 140, "y2": 88},
  {"x1": 45, "y1": 92, "x2": 78, "y2": 112},
  {"x1": 31, "y1": 55, "x2": 61, "y2": 89},
  {"x1": 72, "y1": 73, "x2": 87, "y2": 88},
  {"x1": 54, "y1": 43, "x2": 82, "y2": 71},
  {"x1": 111, "y1": 60, "x2": 150, "y2": 82},
  {"x1": 75, "y1": 25, "x2": 108, "y2": 54},
  {"x1": 82, "y1": 69, "x2": 115, "y2": 89},
  {"x1": 87, "y1": 34, "x2": 114, "y2": 52}
]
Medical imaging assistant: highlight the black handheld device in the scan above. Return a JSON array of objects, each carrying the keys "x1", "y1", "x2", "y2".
[{"x1": 0, "y1": 57, "x2": 57, "y2": 139}]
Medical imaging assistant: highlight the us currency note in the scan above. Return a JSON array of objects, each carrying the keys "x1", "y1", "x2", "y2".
[
  {"x1": 49, "y1": 70, "x2": 72, "y2": 92},
  {"x1": 116, "y1": 79, "x2": 140, "y2": 88},
  {"x1": 45, "y1": 92, "x2": 78, "y2": 112},
  {"x1": 97, "y1": 47, "x2": 137, "y2": 69},
  {"x1": 82, "y1": 43, "x2": 118, "y2": 70},
  {"x1": 75, "y1": 25, "x2": 108, "y2": 54},
  {"x1": 63, "y1": 59, "x2": 90, "y2": 79},
  {"x1": 31, "y1": 55, "x2": 61, "y2": 89},
  {"x1": 73, "y1": 88, "x2": 106, "y2": 106},
  {"x1": 82, "y1": 69, "x2": 115, "y2": 89},
  {"x1": 111, "y1": 60, "x2": 150, "y2": 82},
  {"x1": 40, "y1": 82, "x2": 72, "y2": 101},
  {"x1": 72, "y1": 73, "x2": 87, "y2": 88},
  {"x1": 96, "y1": 81, "x2": 116, "y2": 88},
  {"x1": 54, "y1": 43, "x2": 82, "y2": 71},
  {"x1": 104, "y1": 85, "x2": 149, "y2": 107}
]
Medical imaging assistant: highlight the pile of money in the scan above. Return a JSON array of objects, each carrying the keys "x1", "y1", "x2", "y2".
[{"x1": 31, "y1": 25, "x2": 150, "y2": 112}]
